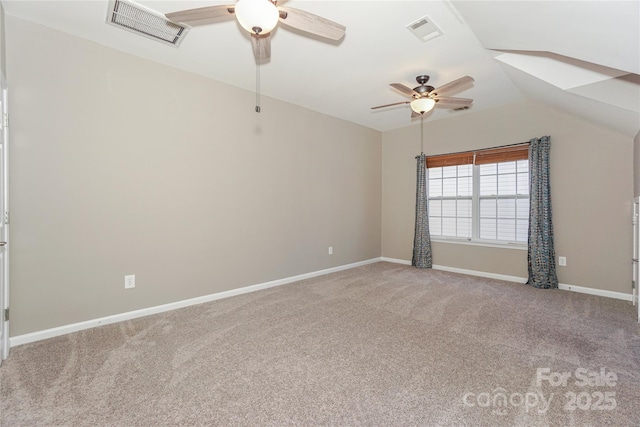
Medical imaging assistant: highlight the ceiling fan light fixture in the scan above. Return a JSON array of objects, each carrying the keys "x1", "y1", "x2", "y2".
[
  {"x1": 234, "y1": 0, "x2": 279, "y2": 35},
  {"x1": 410, "y1": 98, "x2": 436, "y2": 114}
]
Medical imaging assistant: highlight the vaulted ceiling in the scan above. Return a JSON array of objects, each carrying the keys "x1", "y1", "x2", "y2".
[{"x1": 3, "y1": 0, "x2": 639, "y2": 137}]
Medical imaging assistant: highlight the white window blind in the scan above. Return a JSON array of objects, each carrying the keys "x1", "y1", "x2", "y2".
[
  {"x1": 478, "y1": 160, "x2": 529, "y2": 242},
  {"x1": 428, "y1": 165, "x2": 473, "y2": 238}
]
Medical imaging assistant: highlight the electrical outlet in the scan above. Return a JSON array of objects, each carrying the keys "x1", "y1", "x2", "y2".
[
  {"x1": 124, "y1": 274, "x2": 135, "y2": 289},
  {"x1": 558, "y1": 257, "x2": 566, "y2": 267},
  {"x1": 328, "y1": 246, "x2": 333, "y2": 255}
]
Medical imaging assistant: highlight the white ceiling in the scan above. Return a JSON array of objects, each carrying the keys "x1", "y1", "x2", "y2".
[{"x1": 2, "y1": 0, "x2": 639, "y2": 136}]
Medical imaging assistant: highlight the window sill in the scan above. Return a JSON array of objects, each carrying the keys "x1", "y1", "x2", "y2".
[{"x1": 431, "y1": 237, "x2": 527, "y2": 251}]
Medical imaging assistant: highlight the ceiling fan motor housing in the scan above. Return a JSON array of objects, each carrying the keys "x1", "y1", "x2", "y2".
[
  {"x1": 413, "y1": 85, "x2": 435, "y2": 96},
  {"x1": 414, "y1": 75, "x2": 434, "y2": 97}
]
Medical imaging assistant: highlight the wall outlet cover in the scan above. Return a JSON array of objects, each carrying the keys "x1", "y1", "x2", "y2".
[{"x1": 125, "y1": 274, "x2": 136, "y2": 289}]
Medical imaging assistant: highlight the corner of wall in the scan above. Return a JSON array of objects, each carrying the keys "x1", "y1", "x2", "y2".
[{"x1": 0, "y1": 2, "x2": 5, "y2": 78}]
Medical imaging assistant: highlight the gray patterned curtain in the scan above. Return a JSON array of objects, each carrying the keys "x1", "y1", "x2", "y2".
[
  {"x1": 526, "y1": 136, "x2": 558, "y2": 289},
  {"x1": 412, "y1": 153, "x2": 432, "y2": 268}
]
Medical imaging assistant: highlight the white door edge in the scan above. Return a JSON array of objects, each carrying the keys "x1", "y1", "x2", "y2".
[{"x1": 1, "y1": 73, "x2": 9, "y2": 361}]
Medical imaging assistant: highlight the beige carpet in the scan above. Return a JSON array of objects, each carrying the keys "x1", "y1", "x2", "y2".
[{"x1": 1, "y1": 262, "x2": 639, "y2": 426}]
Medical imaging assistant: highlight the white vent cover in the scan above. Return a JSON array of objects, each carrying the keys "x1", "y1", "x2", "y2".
[
  {"x1": 106, "y1": 0, "x2": 189, "y2": 47},
  {"x1": 406, "y1": 15, "x2": 443, "y2": 42}
]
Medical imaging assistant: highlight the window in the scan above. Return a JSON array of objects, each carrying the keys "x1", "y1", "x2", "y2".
[
  {"x1": 427, "y1": 145, "x2": 529, "y2": 245},
  {"x1": 428, "y1": 165, "x2": 473, "y2": 238},
  {"x1": 478, "y1": 160, "x2": 529, "y2": 242}
]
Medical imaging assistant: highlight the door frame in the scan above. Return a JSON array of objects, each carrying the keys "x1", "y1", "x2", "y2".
[
  {"x1": 634, "y1": 197, "x2": 640, "y2": 323},
  {"x1": 0, "y1": 73, "x2": 8, "y2": 361}
]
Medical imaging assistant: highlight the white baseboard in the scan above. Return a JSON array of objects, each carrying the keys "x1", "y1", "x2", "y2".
[
  {"x1": 431, "y1": 264, "x2": 528, "y2": 284},
  {"x1": 380, "y1": 257, "x2": 411, "y2": 265},
  {"x1": 10, "y1": 258, "x2": 380, "y2": 348},
  {"x1": 556, "y1": 283, "x2": 632, "y2": 301},
  {"x1": 380, "y1": 257, "x2": 633, "y2": 302},
  {"x1": 11, "y1": 257, "x2": 633, "y2": 347}
]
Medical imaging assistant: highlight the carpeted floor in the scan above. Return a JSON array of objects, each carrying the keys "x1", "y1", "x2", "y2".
[{"x1": 1, "y1": 262, "x2": 639, "y2": 426}]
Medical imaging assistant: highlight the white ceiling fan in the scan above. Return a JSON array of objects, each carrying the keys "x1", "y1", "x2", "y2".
[
  {"x1": 165, "y1": 0, "x2": 346, "y2": 61},
  {"x1": 372, "y1": 75, "x2": 475, "y2": 118}
]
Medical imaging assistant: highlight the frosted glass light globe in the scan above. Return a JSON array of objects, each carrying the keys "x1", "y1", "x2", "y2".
[
  {"x1": 410, "y1": 98, "x2": 436, "y2": 114},
  {"x1": 235, "y1": 0, "x2": 279, "y2": 35}
]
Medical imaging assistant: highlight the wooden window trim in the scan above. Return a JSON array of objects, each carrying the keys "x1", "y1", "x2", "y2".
[
  {"x1": 425, "y1": 152, "x2": 474, "y2": 168},
  {"x1": 426, "y1": 143, "x2": 529, "y2": 168}
]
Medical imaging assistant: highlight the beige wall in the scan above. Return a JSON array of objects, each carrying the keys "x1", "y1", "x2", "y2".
[
  {"x1": 382, "y1": 101, "x2": 634, "y2": 294},
  {"x1": 6, "y1": 17, "x2": 382, "y2": 336},
  {"x1": 5, "y1": 14, "x2": 636, "y2": 336}
]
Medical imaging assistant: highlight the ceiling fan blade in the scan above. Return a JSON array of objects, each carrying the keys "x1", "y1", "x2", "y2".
[
  {"x1": 371, "y1": 101, "x2": 411, "y2": 110},
  {"x1": 278, "y1": 6, "x2": 346, "y2": 40},
  {"x1": 430, "y1": 76, "x2": 475, "y2": 96},
  {"x1": 166, "y1": 5, "x2": 234, "y2": 26},
  {"x1": 390, "y1": 83, "x2": 419, "y2": 98},
  {"x1": 251, "y1": 33, "x2": 271, "y2": 61},
  {"x1": 435, "y1": 96, "x2": 473, "y2": 106}
]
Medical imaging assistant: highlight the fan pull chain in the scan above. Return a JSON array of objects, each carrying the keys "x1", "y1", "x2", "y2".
[
  {"x1": 420, "y1": 114, "x2": 424, "y2": 154},
  {"x1": 255, "y1": 61, "x2": 261, "y2": 113}
]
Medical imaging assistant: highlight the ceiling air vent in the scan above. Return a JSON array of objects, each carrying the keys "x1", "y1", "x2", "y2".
[
  {"x1": 106, "y1": 0, "x2": 189, "y2": 47},
  {"x1": 406, "y1": 15, "x2": 443, "y2": 42}
]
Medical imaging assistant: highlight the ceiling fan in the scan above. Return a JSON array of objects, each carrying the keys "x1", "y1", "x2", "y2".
[
  {"x1": 371, "y1": 75, "x2": 475, "y2": 118},
  {"x1": 165, "y1": 0, "x2": 346, "y2": 61}
]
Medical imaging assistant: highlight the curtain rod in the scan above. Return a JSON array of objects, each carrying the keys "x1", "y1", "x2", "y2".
[{"x1": 415, "y1": 141, "x2": 530, "y2": 160}]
